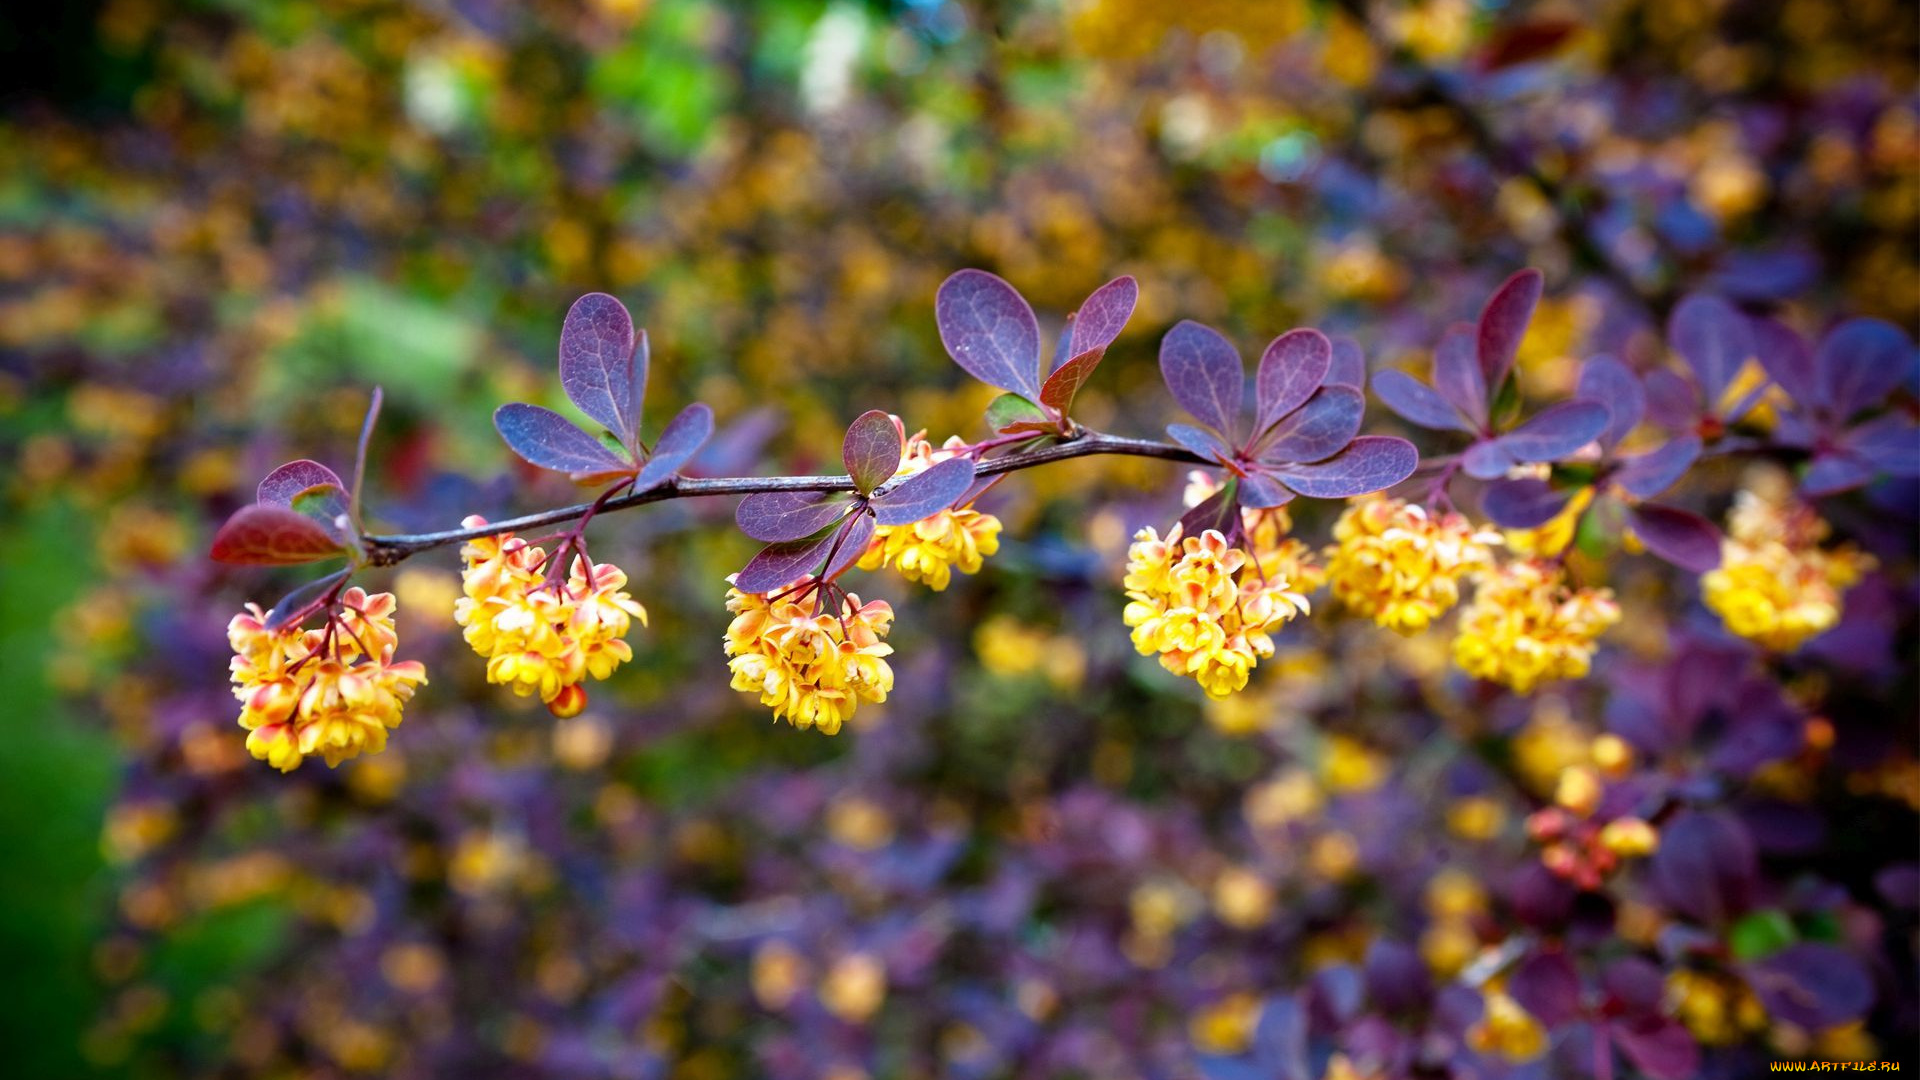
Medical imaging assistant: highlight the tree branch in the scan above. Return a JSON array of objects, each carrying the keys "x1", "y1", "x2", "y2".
[{"x1": 359, "y1": 432, "x2": 1208, "y2": 566}]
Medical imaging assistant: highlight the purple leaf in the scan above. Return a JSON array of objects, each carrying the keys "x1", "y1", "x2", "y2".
[
  {"x1": 635, "y1": 402, "x2": 714, "y2": 490},
  {"x1": 1482, "y1": 477, "x2": 1572, "y2": 528},
  {"x1": 1039, "y1": 347, "x2": 1104, "y2": 415},
  {"x1": 559, "y1": 293, "x2": 643, "y2": 448},
  {"x1": 1601, "y1": 958, "x2": 1666, "y2": 1016},
  {"x1": 872, "y1": 457, "x2": 977, "y2": 525},
  {"x1": 1326, "y1": 336, "x2": 1366, "y2": 390},
  {"x1": 1643, "y1": 368, "x2": 1703, "y2": 430},
  {"x1": 1802, "y1": 452, "x2": 1878, "y2": 496},
  {"x1": 936, "y1": 269, "x2": 1043, "y2": 400},
  {"x1": 1257, "y1": 385, "x2": 1363, "y2": 465},
  {"x1": 1501, "y1": 400, "x2": 1608, "y2": 463},
  {"x1": 1432, "y1": 323, "x2": 1487, "y2": 428},
  {"x1": 1629, "y1": 503, "x2": 1721, "y2": 572},
  {"x1": 1612, "y1": 1018, "x2": 1700, "y2": 1080},
  {"x1": 1240, "y1": 471, "x2": 1296, "y2": 510},
  {"x1": 1842, "y1": 415, "x2": 1920, "y2": 476},
  {"x1": 1160, "y1": 320, "x2": 1245, "y2": 442},
  {"x1": 1272, "y1": 436, "x2": 1418, "y2": 498},
  {"x1": 209, "y1": 504, "x2": 348, "y2": 566},
  {"x1": 821, "y1": 512, "x2": 877, "y2": 582},
  {"x1": 736, "y1": 490, "x2": 854, "y2": 542},
  {"x1": 1668, "y1": 294, "x2": 1754, "y2": 412},
  {"x1": 259, "y1": 459, "x2": 345, "y2": 506},
  {"x1": 1066, "y1": 275, "x2": 1138, "y2": 360},
  {"x1": 1461, "y1": 438, "x2": 1516, "y2": 479},
  {"x1": 1577, "y1": 355, "x2": 1646, "y2": 451},
  {"x1": 842, "y1": 410, "x2": 904, "y2": 495},
  {"x1": 1615, "y1": 436, "x2": 1701, "y2": 499},
  {"x1": 1167, "y1": 423, "x2": 1234, "y2": 464},
  {"x1": 1749, "y1": 944, "x2": 1874, "y2": 1029},
  {"x1": 1372, "y1": 369, "x2": 1471, "y2": 432},
  {"x1": 1179, "y1": 484, "x2": 1241, "y2": 539},
  {"x1": 1751, "y1": 316, "x2": 1817, "y2": 405},
  {"x1": 735, "y1": 531, "x2": 838, "y2": 594},
  {"x1": 1477, "y1": 268, "x2": 1543, "y2": 387},
  {"x1": 1651, "y1": 810, "x2": 1757, "y2": 925},
  {"x1": 1508, "y1": 951, "x2": 1582, "y2": 1027},
  {"x1": 265, "y1": 568, "x2": 352, "y2": 631},
  {"x1": 1819, "y1": 316, "x2": 1914, "y2": 420},
  {"x1": 1254, "y1": 329, "x2": 1331, "y2": 435},
  {"x1": 494, "y1": 403, "x2": 634, "y2": 480}
]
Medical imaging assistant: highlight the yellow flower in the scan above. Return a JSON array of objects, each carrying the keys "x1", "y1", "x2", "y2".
[
  {"x1": 1122, "y1": 524, "x2": 1311, "y2": 699},
  {"x1": 1703, "y1": 484, "x2": 1872, "y2": 651},
  {"x1": 1503, "y1": 487, "x2": 1594, "y2": 559},
  {"x1": 1468, "y1": 989, "x2": 1549, "y2": 1062},
  {"x1": 858, "y1": 431, "x2": 1002, "y2": 591},
  {"x1": 228, "y1": 587, "x2": 427, "y2": 772},
  {"x1": 453, "y1": 516, "x2": 648, "y2": 716},
  {"x1": 1326, "y1": 497, "x2": 1498, "y2": 633},
  {"x1": 1452, "y1": 561, "x2": 1620, "y2": 693},
  {"x1": 722, "y1": 576, "x2": 894, "y2": 735}
]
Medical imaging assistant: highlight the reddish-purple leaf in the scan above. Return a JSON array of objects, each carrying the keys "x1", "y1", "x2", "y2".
[
  {"x1": 1578, "y1": 355, "x2": 1646, "y2": 451},
  {"x1": 1478, "y1": 18, "x2": 1580, "y2": 71},
  {"x1": 1651, "y1": 810, "x2": 1757, "y2": 925},
  {"x1": 635, "y1": 402, "x2": 714, "y2": 491},
  {"x1": 1842, "y1": 415, "x2": 1920, "y2": 476},
  {"x1": 1039, "y1": 347, "x2": 1105, "y2": 415},
  {"x1": 1818, "y1": 316, "x2": 1913, "y2": 420},
  {"x1": 872, "y1": 457, "x2": 977, "y2": 525},
  {"x1": 936, "y1": 269, "x2": 1043, "y2": 400},
  {"x1": 559, "y1": 293, "x2": 643, "y2": 448},
  {"x1": 1372, "y1": 370, "x2": 1470, "y2": 433},
  {"x1": 1166, "y1": 423, "x2": 1234, "y2": 465},
  {"x1": 1461, "y1": 438, "x2": 1516, "y2": 479},
  {"x1": 842, "y1": 410, "x2": 903, "y2": 495},
  {"x1": 1507, "y1": 951, "x2": 1581, "y2": 1027},
  {"x1": 264, "y1": 568, "x2": 351, "y2": 631},
  {"x1": 1257, "y1": 385, "x2": 1362, "y2": 465},
  {"x1": 1615, "y1": 436, "x2": 1700, "y2": 499},
  {"x1": 1600, "y1": 958, "x2": 1666, "y2": 1016},
  {"x1": 1432, "y1": 323, "x2": 1487, "y2": 428},
  {"x1": 1801, "y1": 451, "x2": 1877, "y2": 496},
  {"x1": 350, "y1": 385, "x2": 382, "y2": 525},
  {"x1": 259, "y1": 459, "x2": 345, "y2": 506},
  {"x1": 1255, "y1": 329, "x2": 1332, "y2": 435},
  {"x1": 1178, "y1": 484, "x2": 1241, "y2": 539},
  {"x1": 1669, "y1": 294, "x2": 1755, "y2": 412},
  {"x1": 1482, "y1": 477, "x2": 1572, "y2": 528},
  {"x1": 1160, "y1": 320, "x2": 1245, "y2": 442},
  {"x1": 1271, "y1": 436, "x2": 1418, "y2": 498},
  {"x1": 821, "y1": 512, "x2": 877, "y2": 582},
  {"x1": 1477, "y1": 269, "x2": 1543, "y2": 387},
  {"x1": 1240, "y1": 471, "x2": 1296, "y2": 510},
  {"x1": 1748, "y1": 944, "x2": 1874, "y2": 1030},
  {"x1": 210, "y1": 504, "x2": 348, "y2": 565},
  {"x1": 1500, "y1": 400, "x2": 1608, "y2": 463},
  {"x1": 1629, "y1": 503, "x2": 1721, "y2": 572},
  {"x1": 1751, "y1": 316, "x2": 1817, "y2": 406},
  {"x1": 1066, "y1": 275, "x2": 1138, "y2": 360},
  {"x1": 735, "y1": 530, "x2": 838, "y2": 594},
  {"x1": 495, "y1": 403, "x2": 634, "y2": 479},
  {"x1": 1612, "y1": 1018, "x2": 1700, "y2": 1080},
  {"x1": 1326, "y1": 336, "x2": 1366, "y2": 390},
  {"x1": 736, "y1": 490, "x2": 853, "y2": 542}
]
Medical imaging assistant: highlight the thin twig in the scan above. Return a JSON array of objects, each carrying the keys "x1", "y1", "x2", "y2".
[{"x1": 360, "y1": 433, "x2": 1207, "y2": 566}]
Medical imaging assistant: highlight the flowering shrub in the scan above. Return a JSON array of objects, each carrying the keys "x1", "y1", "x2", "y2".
[{"x1": 10, "y1": 2, "x2": 1920, "y2": 1077}]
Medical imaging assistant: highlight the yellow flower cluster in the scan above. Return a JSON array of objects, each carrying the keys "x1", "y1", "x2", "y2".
[
  {"x1": 1123, "y1": 526, "x2": 1312, "y2": 699},
  {"x1": 228, "y1": 587, "x2": 427, "y2": 772},
  {"x1": 1326, "y1": 497, "x2": 1498, "y2": 633},
  {"x1": 1183, "y1": 471, "x2": 1327, "y2": 594},
  {"x1": 1703, "y1": 482, "x2": 1873, "y2": 651},
  {"x1": 1452, "y1": 561, "x2": 1621, "y2": 693},
  {"x1": 452, "y1": 516, "x2": 648, "y2": 718},
  {"x1": 858, "y1": 431, "x2": 1002, "y2": 591},
  {"x1": 723, "y1": 576, "x2": 895, "y2": 735}
]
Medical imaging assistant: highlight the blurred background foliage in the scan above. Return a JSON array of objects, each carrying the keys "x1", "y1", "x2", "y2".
[{"x1": 0, "y1": 0, "x2": 1915, "y2": 1076}]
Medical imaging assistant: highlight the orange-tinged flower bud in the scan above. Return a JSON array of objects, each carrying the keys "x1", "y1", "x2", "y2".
[{"x1": 547, "y1": 683, "x2": 588, "y2": 719}]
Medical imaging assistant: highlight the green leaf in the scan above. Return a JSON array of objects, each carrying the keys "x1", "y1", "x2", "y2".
[
  {"x1": 1729, "y1": 909, "x2": 1798, "y2": 961},
  {"x1": 985, "y1": 393, "x2": 1049, "y2": 433}
]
